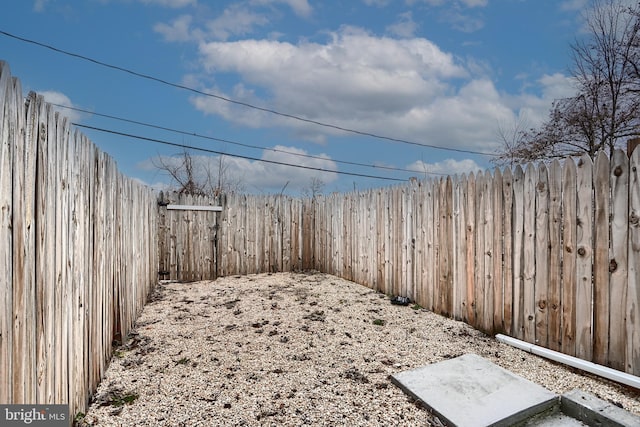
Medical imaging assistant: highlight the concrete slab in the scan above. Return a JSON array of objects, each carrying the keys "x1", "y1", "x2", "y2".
[{"x1": 390, "y1": 353, "x2": 558, "y2": 427}]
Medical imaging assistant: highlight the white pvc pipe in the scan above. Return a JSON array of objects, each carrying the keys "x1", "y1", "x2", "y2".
[{"x1": 495, "y1": 334, "x2": 640, "y2": 390}]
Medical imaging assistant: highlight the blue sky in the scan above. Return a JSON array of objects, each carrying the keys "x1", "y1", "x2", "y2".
[{"x1": 1, "y1": 0, "x2": 590, "y2": 195}]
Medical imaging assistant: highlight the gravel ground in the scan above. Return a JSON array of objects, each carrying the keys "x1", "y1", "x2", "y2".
[{"x1": 78, "y1": 271, "x2": 640, "y2": 426}]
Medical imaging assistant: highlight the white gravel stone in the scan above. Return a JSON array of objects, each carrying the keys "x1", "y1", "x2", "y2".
[{"x1": 79, "y1": 272, "x2": 640, "y2": 426}]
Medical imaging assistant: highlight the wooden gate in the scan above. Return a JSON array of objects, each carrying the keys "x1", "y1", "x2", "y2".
[{"x1": 157, "y1": 192, "x2": 222, "y2": 281}]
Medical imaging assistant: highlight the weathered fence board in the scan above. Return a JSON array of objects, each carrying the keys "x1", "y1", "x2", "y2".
[
  {"x1": 593, "y1": 152, "x2": 610, "y2": 366},
  {"x1": 561, "y1": 158, "x2": 577, "y2": 357},
  {"x1": 511, "y1": 166, "x2": 525, "y2": 339},
  {"x1": 627, "y1": 148, "x2": 640, "y2": 374},
  {"x1": 502, "y1": 168, "x2": 513, "y2": 335},
  {"x1": 575, "y1": 154, "x2": 593, "y2": 361},
  {"x1": 535, "y1": 164, "x2": 549, "y2": 348},
  {"x1": 547, "y1": 160, "x2": 562, "y2": 352},
  {"x1": 492, "y1": 169, "x2": 503, "y2": 334},
  {"x1": 523, "y1": 163, "x2": 536, "y2": 343},
  {"x1": 465, "y1": 172, "x2": 477, "y2": 325},
  {"x1": 0, "y1": 61, "x2": 14, "y2": 404}
]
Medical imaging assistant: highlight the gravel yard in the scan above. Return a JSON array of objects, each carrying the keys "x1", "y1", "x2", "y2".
[{"x1": 78, "y1": 272, "x2": 640, "y2": 426}]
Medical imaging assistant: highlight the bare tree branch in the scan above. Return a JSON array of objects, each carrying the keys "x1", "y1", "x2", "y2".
[{"x1": 494, "y1": 0, "x2": 640, "y2": 165}]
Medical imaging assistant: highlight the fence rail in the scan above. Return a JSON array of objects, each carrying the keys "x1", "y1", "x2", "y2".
[{"x1": 0, "y1": 62, "x2": 157, "y2": 420}]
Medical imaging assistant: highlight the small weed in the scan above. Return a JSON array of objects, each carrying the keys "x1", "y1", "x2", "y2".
[
  {"x1": 372, "y1": 318, "x2": 386, "y2": 326},
  {"x1": 96, "y1": 388, "x2": 139, "y2": 408},
  {"x1": 411, "y1": 304, "x2": 423, "y2": 310},
  {"x1": 112, "y1": 392, "x2": 139, "y2": 407},
  {"x1": 113, "y1": 350, "x2": 126, "y2": 359}
]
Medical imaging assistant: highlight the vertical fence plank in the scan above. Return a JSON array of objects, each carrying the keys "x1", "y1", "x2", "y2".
[
  {"x1": 443, "y1": 177, "x2": 454, "y2": 316},
  {"x1": 421, "y1": 182, "x2": 433, "y2": 309},
  {"x1": 511, "y1": 166, "x2": 525, "y2": 339},
  {"x1": 432, "y1": 181, "x2": 442, "y2": 312},
  {"x1": 474, "y1": 172, "x2": 485, "y2": 331},
  {"x1": 593, "y1": 151, "x2": 610, "y2": 366},
  {"x1": 41, "y1": 98, "x2": 57, "y2": 404},
  {"x1": 465, "y1": 173, "x2": 476, "y2": 325},
  {"x1": 609, "y1": 149, "x2": 628, "y2": 371},
  {"x1": 628, "y1": 147, "x2": 640, "y2": 375},
  {"x1": 547, "y1": 160, "x2": 562, "y2": 352},
  {"x1": 502, "y1": 168, "x2": 514, "y2": 336},
  {"x1": 482, "y1": 171, "x2": 494, "y2": 333},
  {"x1": 492, "y1": 169, "x2": 504, "y2": 334},
  {"x1": 404, "y1": 186, "x2": 413, "y2": 299},
  {"x1": 535, "y1": 164, "x2": 550, "y2": 348},
  {"x1": 593, "y1": 151, "x2": 611, "y2": 365},
  {"x1": 0, "y1": 62, "x2": 14, "y2": 404},
  {"x1": 452, "y1": 175, "x2": 465, "y2": 320},
  {"x1": 23, "y1": 91, "x2": 38, "y2": 405},
  {"x1": 562, "y1": 158, "x2": 577, "y2": 357},
  {"x1": 575, "y1": 154, "x2": 594, "y2": 361},
  {"x1": 522, "y1": 163, "x2": 537, "y2": 343},
  {"x1": 374, "y1": 190, "x2": 383, "y2": 292},
  {"x1": 302, "y1": 198, "x2": 313, "y2": 269},
  {"x1": 11, "y1": 74, "x2": 28, "y2": 404}
]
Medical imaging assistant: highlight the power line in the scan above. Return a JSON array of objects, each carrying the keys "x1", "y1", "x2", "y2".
[
  {"x1": 52, "y1": 102, "x2": 447, "y2": 176},
  {"x1": 74, "y1": 123, "x2": 409, "y2": 182},
  {"x1": 0, "y1": 29, "x2": 496, "y2": 157}
]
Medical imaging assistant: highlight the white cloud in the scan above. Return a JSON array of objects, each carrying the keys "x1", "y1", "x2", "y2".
[
  {"x1": 154, "y1": 14, "x2": 195, "y2": 42},
  {"x1": 510, "y1": 73, "x2": 577, "y2": 128},
  {"x1": 407, "y1": 158, "x2": 483, "y2": 176},
  {"x1": 195, "y1": 27, "x2": 467, "y2": 115},
  {"x1": 386, "y1": 12, "x2": 418, "y2": 38},
  {"x1": 205, "y1": 4, "x2": 269, "y2": 41},
  {"x1": 189, "y1": 28, "x2": 528, "y2": 154},
  {"x1": 38, "y1": 91, "x2": 84, "y2": 123},
  {"x1": 155, "y1": 5, "x2": 271, "y2": 42},
  {"x1": 139, "y1": 0, "x2": 196, "y2": 8}
]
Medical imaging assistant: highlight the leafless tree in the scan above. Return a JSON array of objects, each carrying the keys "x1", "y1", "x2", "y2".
[
  {"x1": 301, "y1": 176, "x2": 325, "y2": 198},
  {"x1": 494, "y1": 0, "x2": 640, "y2": 165},
  {"x1": 154, "y1": 149, "x2": 244, "y2": 197}
]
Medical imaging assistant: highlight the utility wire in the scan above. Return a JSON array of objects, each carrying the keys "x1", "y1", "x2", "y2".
[
  {"x1": 74, "y1": 123, "x2": 409, "y2": 182},
  {"x1": 53, "y1": 102, "x2": 447, "y2": 176},
  {"x1": 1, "y1": 29, "x2": 496, "y2": 157}
]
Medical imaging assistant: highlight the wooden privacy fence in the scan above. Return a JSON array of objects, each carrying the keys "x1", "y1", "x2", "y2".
[
  {"x1": 0, "y1": 62, "x2": 158, "y2": 419},
  {"x1": 309, "y1": 150, "x2": 640, "y2": 376},
  {"x1": 195, "y1": 150, "x2": 640, "y2": 376}
]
